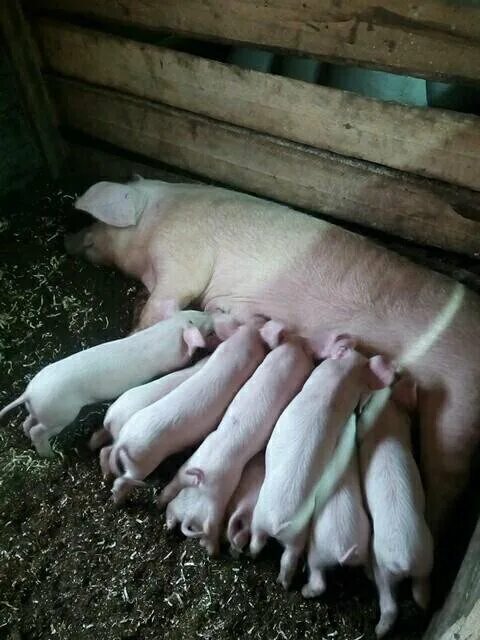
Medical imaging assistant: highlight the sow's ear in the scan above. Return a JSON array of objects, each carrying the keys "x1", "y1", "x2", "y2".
[{"x1": 74, "y1": 181, "x2": 146, "y2": 227}]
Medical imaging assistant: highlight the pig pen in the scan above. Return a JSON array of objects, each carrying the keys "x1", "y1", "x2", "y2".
[{"x1": 1, "y1": 1, "x2": 480, "y2": 639}]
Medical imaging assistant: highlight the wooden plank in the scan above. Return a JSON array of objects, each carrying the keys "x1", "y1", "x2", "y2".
[
  {"x1": 49, "y1": 77, "x2": 480, "y2": 256},
  {"x1": 34, "y1": 20, "x2": 480, "y2": 192},
  {"x1": 0, "y1": 1, "x2": 63, "y2": 178},
  {"x1": 27, "y1": 0, "x2": 480, "y2": 85},
  {"x1": 423, "y1": 517, "x2": 480, "y2": 640},
  {"x1": 66, "y1": 143, "x2": 201, "y2": 185}
]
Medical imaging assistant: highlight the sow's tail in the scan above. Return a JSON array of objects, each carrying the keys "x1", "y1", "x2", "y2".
[{"x1": 0, "y1": 394, "x2": 26, "y2": 421}]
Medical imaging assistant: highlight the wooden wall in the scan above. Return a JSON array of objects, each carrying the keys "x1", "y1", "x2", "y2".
[
  {"x1": 25, "y1": 0, "x2": 480, "y2": 257},
  {"x1": 0, "y1": 1, "x2": 62, "y2": 196},
  {"x1": 0, "y1": 39, "x2": 43, "y2": 195}
]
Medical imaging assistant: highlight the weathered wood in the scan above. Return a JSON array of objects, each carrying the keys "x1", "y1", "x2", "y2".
[
  {"x1": 66, "y1": 143, "x2": 201, "y2": 185},
  {"x1": 0, "y1": 1, "x2": 63, "y2": 178},
  {"x1": 0, "y1": 40, "x2": 44, "y2": 195},
  {"x1": 28, "y1": 0, "x2": 480, "y2": 85},
  {"x1": 423, "y1": 516, "x2": 480, "y2": 640},
  {"x1": 34, "y1": 20, "x2": 480, "y2": 192},
  {"x1": 49, "y1": 77, "x2": 480, "y2": 256}
]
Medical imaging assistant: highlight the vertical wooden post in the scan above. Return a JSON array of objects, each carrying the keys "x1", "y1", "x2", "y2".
[
  {"x1": 0, "y1": 0, "x2": 63, "y2": 178},
  {"x1": 423, "y1": 516, "x2": 480, "y2": 639}
]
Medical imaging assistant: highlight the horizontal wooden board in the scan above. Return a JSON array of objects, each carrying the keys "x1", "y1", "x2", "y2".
[
  {"x1": 49, "y1": 77, "x2": 480, "y2": 256},
  {"x1": 35, "y1": 20, "x2": 480, "y2": 192},
  {"x1": 28, "y1": 0, "x2": 480, "y2": 85}
]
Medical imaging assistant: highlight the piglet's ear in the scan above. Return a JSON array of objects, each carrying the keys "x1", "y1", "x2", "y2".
[
  {"x1": 183, "y1": 327, "x2": 206, "y2": 357},
  {"x1": 186, "y1": 467, "x2": 205, "y2": 486},
  {"x1": 366, "y1": 355, "x2": 395, "y2": 390},
  {"x1": 74, "y1": 181, "x2": 145, "y2": 227},
  {"x1": 308, "y1": 330, "x2": 356, "y2": 360},
  {"x1": 260, "y1": 320, "x2": 287, "y2": 349},
  {"x1": 392, "y1": 376, "x2": 417, "y2": 412},
  {"x1": 329, "y1": 336, "x2": 356, "y2": 360}
]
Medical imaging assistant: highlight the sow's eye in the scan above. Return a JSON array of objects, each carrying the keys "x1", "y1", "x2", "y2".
[{"x1": 83, "y1": 232, "x2": 95, "y2": 249}]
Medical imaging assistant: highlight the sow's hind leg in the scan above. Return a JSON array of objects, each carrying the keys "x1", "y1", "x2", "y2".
[{"x1": 419, "y1": 377, "x2": 480, "y2": 536}]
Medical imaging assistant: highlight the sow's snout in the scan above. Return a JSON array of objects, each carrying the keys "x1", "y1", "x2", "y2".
[{"x1": 64, "y1": 228, "x2": 91, "y2": 256}]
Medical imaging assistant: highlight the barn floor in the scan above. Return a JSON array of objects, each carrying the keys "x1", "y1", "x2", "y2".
[{"x1": 0, "y1": 177, "x2": 461, "y2": 640}]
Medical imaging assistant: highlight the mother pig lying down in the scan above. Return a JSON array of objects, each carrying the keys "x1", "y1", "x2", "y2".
[{"x1": 66, "y1": 178, "x2": 480, "y2": 532}]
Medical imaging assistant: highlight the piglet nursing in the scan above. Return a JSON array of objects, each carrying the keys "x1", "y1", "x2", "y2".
[
  {"x1": 359, "y1": 378, "x2": 433, "y2": 638},
  {"x1": 0, "y1": 304, "x2": 213, "y2": 456},
  {"x1": 90, "y1": 356, "x2": 210, "y2": 449},
  {"x1": 226, "y1": 452, "x2": 265, "y2": 555},
  {"x1": 303, "y1": 432, "x2": 370, "y2": 598},
  {"x1": 251, "y1": 339, "x2": 394, "y2": 589},
  {"x1": 157, "y1": 321, "x2": 314, "y2": 554},
  {"x1": 104, "y1": 322, "x2": 267, "y2": 504}
]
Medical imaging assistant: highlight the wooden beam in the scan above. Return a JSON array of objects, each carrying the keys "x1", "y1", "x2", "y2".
[
  {"x1": 0, "y1": 1, "x2": 63, "y2": 178},
  {"x1": 27, "y1": 0, "x2": 480, "y2": 85},
  {"x1": 34, "y1": 20, "x2": 480, "y2": 192},
  {"x1": 49, "y1": 77, "x2": 480, "y2": 256},
  {"x1": 423, "y1": 517, "x2": 480, "y2": 640},
  {"x1": 66, "y1": 143, "x2": 201, "y2": 185}
]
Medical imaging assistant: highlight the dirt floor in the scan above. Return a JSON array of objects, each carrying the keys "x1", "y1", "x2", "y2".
[{"x1": 0, "y1": 178, "x2": 467, "y2": 640}]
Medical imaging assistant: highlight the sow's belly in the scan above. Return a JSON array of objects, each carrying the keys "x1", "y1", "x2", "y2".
[{"x1": 202, "y1": 244, "x2": 480, "y2": 382}]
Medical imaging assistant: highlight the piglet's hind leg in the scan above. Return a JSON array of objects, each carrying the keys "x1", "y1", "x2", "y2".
[
  {"x1": 373, "y1": 563, "x2": 398, "y2": 639},
  {"x1": 29, "y1": 424, "x2": 53, "y2": 457},
  {"x1": 277, "y1": 546, "x2": 301, "y2": 590},
  {"x1": 22, "y1": 415, "x2": 37, "y2": 436},
  {"x1": 301, "y1": 568, "x2": 326, "y2": 598}
]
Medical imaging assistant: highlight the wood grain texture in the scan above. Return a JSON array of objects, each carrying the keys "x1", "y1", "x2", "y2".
[
  {"x1": 34, "y1": 19, "x2": 480, "y2": 192},
  {"x1": 49, "y1": 77, "x2": 480, "y2": 256},
  {"x1": 27, "y1": 0, "x2": 480, "y2": 84},
  {"x1": 0, "y1": 0, "x2": 63, "y2": 178}
]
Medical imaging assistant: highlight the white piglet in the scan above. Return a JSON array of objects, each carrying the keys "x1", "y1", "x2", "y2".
[
  {"x1": 359, "y1": 377, "x2": 433, "y2": 639},
  {"x1": 105, "y1": 322, "x2": 266, "y2": 504},
  {"x1": 226, "y1": 452, "x2": 266, "y2": 555},
  {"x1": 250, "y1": 338, "x2": 394, "y2": 589},
  {"x1": 302, "y1": 444, "x2": 371, "y2": 598},
  {"x1": 157, "y1": 320, "x2": 314, "y2": 554},
  {"x1": 0, "y1": 301, "x2": 213, "y2": 456},
  {"x1": 89, "y1": 356, "x2": 210, "y2": 449}
]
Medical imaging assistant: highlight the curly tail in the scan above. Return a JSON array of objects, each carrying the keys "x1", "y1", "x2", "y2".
[{"x1": 0, "y1": 394, "x2": 26, "y2": 421}]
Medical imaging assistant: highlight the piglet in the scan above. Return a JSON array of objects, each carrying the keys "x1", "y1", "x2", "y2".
[
  {"x1": 157, "y1": 320, "x2": 314, "y2": 554},
  {"x1": 89, "y1": 356, "x2": 210, "y2": 449},
  {"x1": 302, "y1": 436, "x2": 371, "y2": 598},
  {"x1": 359, "y1": 377, "x2": 433, "y2": 638},
  {"x1": 0, "y1": 302, "x2": 213, "y2": 456},
  {"x1": 105, "y1": 322, "x2": 266, "y2": 504},
  {"x1": 250, "y1": 339, "x2": 394, "y2": 589},
  {"x1": 226, "y1": 452, "x2": 265, "y2": 556}
]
